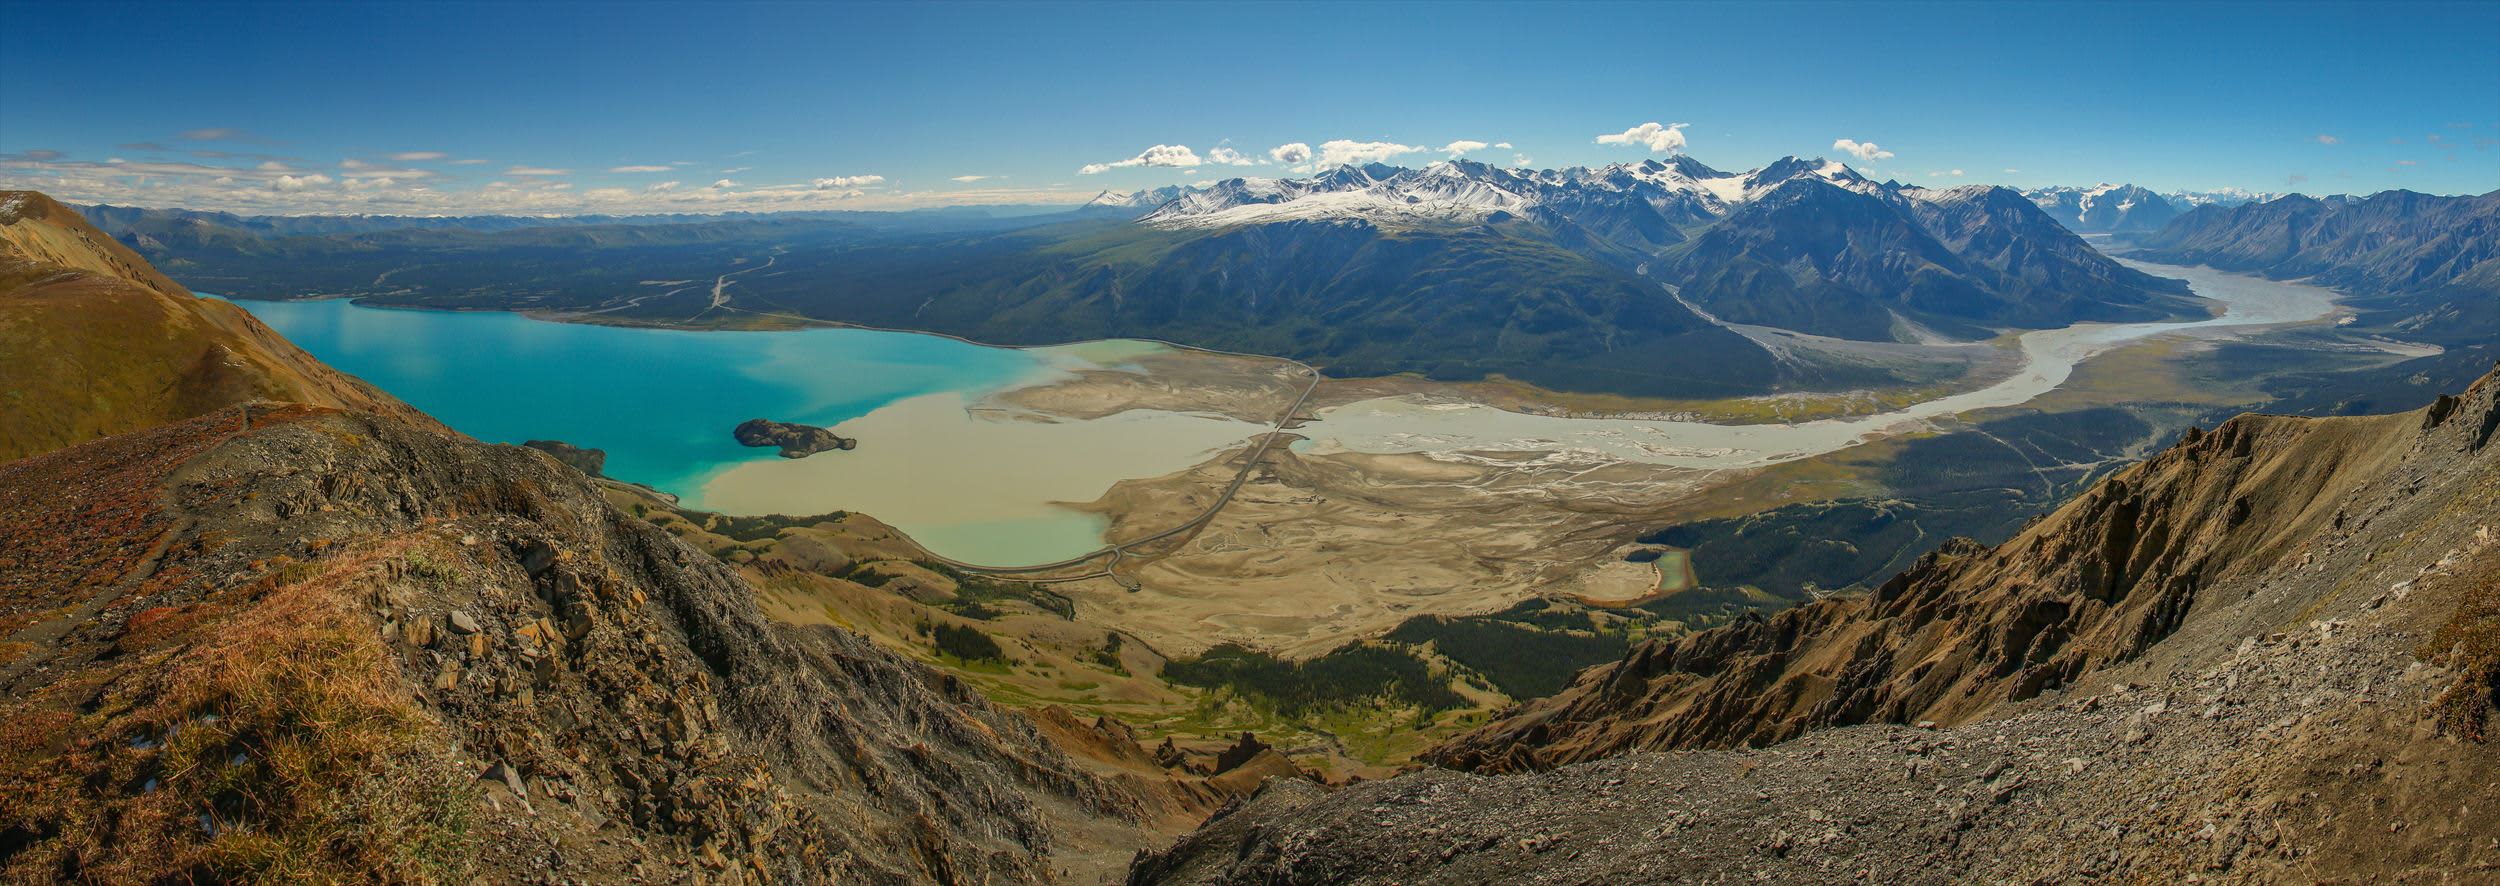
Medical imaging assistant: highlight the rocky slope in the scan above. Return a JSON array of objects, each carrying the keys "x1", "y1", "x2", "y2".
[
  {"x1": 0, "y1": 406, "x2": 1177, "y2": 884},
  {"x1": 0, "y1": 190, "x2": 432, "y2": 462},
  {"x1": 1129, "y1": 368, "x2": 2500, "y2": 884}
]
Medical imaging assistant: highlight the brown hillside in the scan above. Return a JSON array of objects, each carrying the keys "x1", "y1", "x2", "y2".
[
  {"x1": 0, "y1": 407, "x2": 1171, "y2": 884},
  {"x1": 1131, "y1": 368, "x2": 2500, "y2": 885},
  {"x1": 0, "y1": 190, "x2": 433, "y2": 462},
  {"x1": 1428, "y1": 373, "x2": 2479, "y2": 771}
]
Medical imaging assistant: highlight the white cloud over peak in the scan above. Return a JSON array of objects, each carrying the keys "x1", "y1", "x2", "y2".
[
  {"x1": 1268, "y1": 142, "x2": 1312, "y2": 165},
  {"x1": 609, "y1": 164, "x2": 672, "y2": 173},
  {"x1": 1831, "y1": 138, "x2": 1894, "y2": 162},
  {"x1": 1597, "y1": 122, "x2": 1687, "y2": 153},
  {"x1": 1441, "y1": 140, "x2": 1490, "y2": 156},
  {"x1": 1205, "y1": 146, "x2": 1257, "y2": 166},
  {"x1": 710, "y1": 179, "x2": 737, "y2": 189},
  {"x1": 1316, "y1": 140, "x2": 1424, "y2": 166},
  {"x1": 1926, "y1": 169, "x2": 1964, "y2": 177},
  {"x1": 1078, "y1": 144, "x2": 1203, "y2": 174},
  {"x1": 811, "y1": 175, "x2": 885, "y2": 189}
]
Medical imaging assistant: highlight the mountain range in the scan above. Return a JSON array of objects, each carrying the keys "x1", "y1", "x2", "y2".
[
  {"x1": 80, "y1": 155, "x2": 2206, "y2": 398},
  {"x1": 2132, "y1": 189, "x2": 2500, "y2": 298}
]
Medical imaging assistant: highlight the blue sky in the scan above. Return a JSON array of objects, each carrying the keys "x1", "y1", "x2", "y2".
[{"x1": 4, "y1": 0, "x2": 2494, "y2": 215}]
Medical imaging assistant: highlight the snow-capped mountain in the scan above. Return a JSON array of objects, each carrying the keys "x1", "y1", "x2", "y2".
[
  {"x1": 1082, "y1": 185, "x2": 1201, "y2": 213},
  {"x1": 2021, "y1": 184, "x2": 2182, "y2": 233},
  {"x1": 1081, "y1": 155, "x2": 2204, "y2": 345},
  {"x1": 2163, "y1": 188, "x2": 2286, "y2": 209},
  {"x1": 1135, "y1": 155, "x2": 1877, "y2": 234}
]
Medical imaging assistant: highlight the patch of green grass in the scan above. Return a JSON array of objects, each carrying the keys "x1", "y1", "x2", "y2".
[{"x1": 1161, "y1": 642, "x2": 1464, "y2": 717}]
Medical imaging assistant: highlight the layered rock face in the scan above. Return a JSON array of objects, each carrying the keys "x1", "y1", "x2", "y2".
[
  {"x1": 1130, "y1": 368, "x2": 2500, "y2": 884},
  {"x1": 0, "y1": 190, "x2": 434, "y2": 462},
  {"x1": 0, "y1": 407, "x2": 1153, "y2": 883}
]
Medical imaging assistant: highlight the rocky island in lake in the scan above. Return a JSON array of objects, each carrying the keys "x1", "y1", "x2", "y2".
[{"x1": 734, "y1": 417, "x2": 856, "y2": 458}]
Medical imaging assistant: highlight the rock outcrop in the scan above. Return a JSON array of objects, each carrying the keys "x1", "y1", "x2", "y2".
[
  {"x1": 521, "y1": 438, "x2": 607, "y2": 477},
  {"x1": 734, "y1": 418, "x2": 856, "y2": 458},
  {"x1": 1129, "y1": 368, "x2": 2500, "y2": 884}
]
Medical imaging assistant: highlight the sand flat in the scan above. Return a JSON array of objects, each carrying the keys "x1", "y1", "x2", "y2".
[{"x1": 697, "y1": 392, "x2": 1269, "y2": 565}]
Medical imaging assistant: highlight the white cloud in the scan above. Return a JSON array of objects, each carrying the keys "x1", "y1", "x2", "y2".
[
  {"x1": 1441, "y1": 140, "x2": 1490, "y2": 157},
  {"x1": 2003, "y1": 168, "x2": 2020, "y2": 174},
  {"x1": 1597, "y1": 122, "x2": 1688, "y2": 153},
  {"x1": 609, "y1": 164, "x2": 672, "y2": 173},
  {"x1": 1317, "y1": 140, "x2": 1424, "y2": 166},
  {"x1": 451, "y1": 158, "x2": 491, "y2": 165},
  {"x1": 271, "y1": 173, "x2": 332, "y2": 191},
  {"x1": 720, "y1": 166, "x2": 751, "y2": 174},
  {"x1": 1494, "y1": 142, "x2": 1513, "y2": 149},
  {"x1": 1077, "y1": 144, "x2": 1203, "y2": 175},
  {"x1": 2313, "y1": 134, "x2": 2340, "y2": 145},
  {"x1": 811, "y1": 175, "x2": 885, "y2": 189},
  {"x1": 950, "y1": 175, "x2": 991, "y2": 183},
  {"x1": 390, "y1": 151, "x2": 447, "y2": 162},
  {"x1": 0, "y1": 148, "x2": 1100, "y2": 215},
  {"x1": 1205, "y1": 146, "x2": 1257, "y2": 166},
  {"x1": 1926, "y1": 169, "x2": 1965, "y2": 177},
  {"x1": 506, "y1": 166, "x2": 571, "y2": 176},
  {"x1": 1831, "y1": 138, "x2": 1894, "y2": 162},
  {"x1": 1268, "y1": 142, "x2": 1312, "y2": 165}
]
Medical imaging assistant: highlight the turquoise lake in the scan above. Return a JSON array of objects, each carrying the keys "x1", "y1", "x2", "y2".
[
  {"x1": 222, "y1": 297, "x2": 1275, "y2": 567},
  {"x1": 227, "y1": 298, "x2": 1039, "y2": 494}
]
